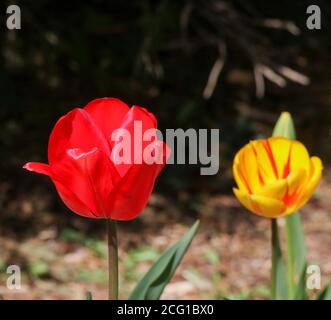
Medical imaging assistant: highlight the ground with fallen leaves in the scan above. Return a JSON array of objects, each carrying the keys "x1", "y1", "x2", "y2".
[{"x1": 0, "y1": 173, "x2": 330, "y2": 300}]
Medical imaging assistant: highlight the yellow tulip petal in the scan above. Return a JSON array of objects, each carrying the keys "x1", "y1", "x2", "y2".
[
  {"x1": 268, "y1": 137, "x2": 292, "y2": 178},
  {"x1": 238, "y1": 144, "x2": 261, "y2": 192},
  {"x1": 233, "y1": 148, "x2": 243, "y2": 166},
  {"x1": 250, "y1": 194, "x2": 286, "y2": 218},
  {"x1": 251, "y1": 140, "x2": 278, "y2": 184},
  {"x1": 233, "y1": 188, "x2": 255, "y2": 213},
  {"x1": 290, "y1": 140, "x2": 310, "y2": 176},
  {"x1": 308, "y1": 156, "x2": 323, "y2": 180},
  {"x1": 285, "y1": 169, "x2": 307, "y2": 196},
  {"x1": 255, "y1": 179, "x2": 287, "y2": 200},
  {"x1": 233, "y1": 163, "x2": 250, "y2": 193},
  {"x1": 295, "y1": 156, "x2": 322, "y2": 209}
]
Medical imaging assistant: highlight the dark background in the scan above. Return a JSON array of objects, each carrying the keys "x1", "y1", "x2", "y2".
[
  {"x1": 1, "y1": 1, "x2": 331, "y2": 193},
  {"x1": 0, "y1": 0, "x2": 330, "y2": 299}
]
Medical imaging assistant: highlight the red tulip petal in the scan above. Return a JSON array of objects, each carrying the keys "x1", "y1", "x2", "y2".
[
  {"x1": 130, "y1": 105, "x2": 157, "y2": 128},
  {"x1": 51, "y1": 147, "x2": 119, "y2": 218},
  {"x1": 111, "y1": 106, "x2": 158, "y2": 177},
  {"x1": 108, "y1": 140, "x2": 169, "y2": 220},
  {"x1": 23, "y1": 162, "x2": 95, "y2": 218},
  {"x1": 84, "y1": 98, "x2": 130, "y2": 146},
  {"x1": 48, "y1": 108, "x2": 110, "y2": 164},
  {"x1": 23, "y1": 162, "x2": 51, "y2": 176},
  {"x1": 52, "y1": 179, "x2": 97, "y2": 218}
]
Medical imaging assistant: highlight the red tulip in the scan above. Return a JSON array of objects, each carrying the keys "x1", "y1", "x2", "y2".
[{"x1": 23, "y1": 98, "x2": 170, "y2": 220}]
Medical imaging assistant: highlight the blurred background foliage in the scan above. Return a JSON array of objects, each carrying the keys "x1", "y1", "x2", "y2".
[
  {"x1": 1, "y1": 0, "x2": 331, "y2": 235},
  {"x1": 0, "y1": 0, "x2": 331, "y2": 299},
  {"x1": 1, "y1": 0, "x2": 331, "y2": 195}
]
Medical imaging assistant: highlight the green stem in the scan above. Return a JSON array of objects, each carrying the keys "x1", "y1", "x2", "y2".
[
  {"x1": 285, "y1": 219, "x2": 295, "y2": 299},
  {"x1": 271, "y1": 219, "x2": 279, "y2": 299},
  {"x1": 107, "y1": 219, "x2": 118, "y2": 300}
]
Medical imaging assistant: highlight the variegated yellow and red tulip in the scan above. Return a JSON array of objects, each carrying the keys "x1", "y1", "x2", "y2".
[{"x1": 233, "y1": 137, "x2": 322, "y2": 218}]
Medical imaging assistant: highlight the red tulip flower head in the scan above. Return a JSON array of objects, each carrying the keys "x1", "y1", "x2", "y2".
[{"x1": 24, "y1": 98, "x2": 170, "y2": 220}]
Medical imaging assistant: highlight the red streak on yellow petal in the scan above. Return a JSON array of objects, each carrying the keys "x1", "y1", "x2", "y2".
[
  {"x1": 263, "y1": 139, "x2": 279, "y2": 179},
  {"x1": 240, "y1": 169, "x2": 253, "y2": 194},
  {"x1": 250, "y1": 142, "x2": 265, "y2": 187},
  {"x1": 282, "y1": 144, "x2": 292, "y2": 178}
]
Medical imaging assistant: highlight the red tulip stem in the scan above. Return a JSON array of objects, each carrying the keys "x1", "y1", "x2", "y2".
[{"x1": 107, "y1": 219, "x2": 119, "y2": 300}]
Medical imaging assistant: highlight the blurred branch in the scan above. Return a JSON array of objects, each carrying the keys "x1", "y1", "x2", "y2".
[
  {"x1": 260, "y1": 65, "x2": 287, "y2": 88},
  {"x1": 174, "y1": 1, "x2": 309, "y2": 99},
  {"x1": 259, "y1": 19, "x2": 300, "y2": 36},
  {"x1": 203, "y1": 42, "x2": 227, "y2": 99},
  {"x1": 136, "y1": 0, "x2": 311, "y2": 103},
  {"x1": 253, "y1": 64, "x2": 265, "y2": 99},
  {"x1": 180, "y1": 3, "x2": 194, "y2": 42},
  {"x1": 277, "y1": 66, "x2": 310, "y2": 85}
]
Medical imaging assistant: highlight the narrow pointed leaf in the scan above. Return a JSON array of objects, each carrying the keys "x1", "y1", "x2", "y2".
[
  {"x1": 294, "y1": 263, "x2": 308, "y2": 300},
  {"x1": 285, "y1": 213, "x2": 306, "y2": 284},
  {"x1": 129, "y1": 220, "x2": 199, "y2": 300},
  {"x1": 318, "y1": 279, "x2": 331, "y2": 300}
]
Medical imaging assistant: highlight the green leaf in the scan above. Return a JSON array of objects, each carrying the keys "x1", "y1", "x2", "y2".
[
  {"x1": 29, "y1": 261, "x2": 49, "y2": 277},
  {"x1": 272, "y1": 112, "x2": 296, "y2": 139},
  {"x1": 124, "y1": 246, "x2": 159, "y2": 282},
  {"x1": 78, "y1": 268, "x2": 107, "y2": 283},
  {"x1": 318, "y1": 279, "x2": 331, "y2": 300},
  {"x1": 182, "y1": 268, "x2": 209, "y2": 289},
  {"x1": 129, "y1": 220, "x2": 200, "y2": 300},
  {"x1": 84, "y1": 238, "x2": 107, "y2": 258},
  {"x1": 272, "y1": 112, "x2": 306, "y2": 299},
  {"x1": 203, "y1": 248, "x2": 220, "y2": 265},
  {"x1": 271, "y1": 219, "x2": 288, "y2": 299},
  {"x1": 0, "y1": 260, "x2": 6, "y2": 272},
  {"x1": 85, "y1": 291, "x2": 93, "y2": 300},
  {"x1": 294, "y1": 263, "x2": 308, "y2": 300},
  {"x1": 285, "y1": 213, "x2": 306, "y2": 285}
]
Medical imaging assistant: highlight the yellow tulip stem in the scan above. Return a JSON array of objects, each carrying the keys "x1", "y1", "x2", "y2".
[
  {"x1": 271, "y1": 219, "x2": 278, "y2": 299},
  {"x1": 285, "y1": 221, "x2": 295, "y2": 299},
  {"x1": 108, "y1": 218, "x2": 119, "y2": 300}
]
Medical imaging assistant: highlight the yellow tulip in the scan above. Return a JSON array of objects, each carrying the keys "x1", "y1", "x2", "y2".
[{"x1": 233, "y1": 137, "x2": 322, "y2": 218}]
